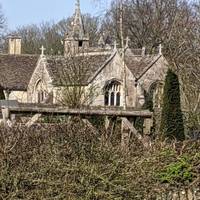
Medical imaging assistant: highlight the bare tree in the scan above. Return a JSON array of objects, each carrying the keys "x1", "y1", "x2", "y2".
[
  {"x1": 51, "y1": 51, "x2": 98, "y2": 108},
  {"x1": 8, "y1": 14, "x2": 101, "y2": 55},
  {"x1": 101, "y1": 0, "x2": 200, "y2": 129},
  {"x1": 0, "y1": 4, "x2": 6, "y2": 52},
  {"x1": 0, "y1": 4, "x2": 5, "y2": 34}
]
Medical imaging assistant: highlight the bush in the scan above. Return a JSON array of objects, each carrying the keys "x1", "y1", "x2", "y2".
[{"x1": 0, "y1": 121, "x2": 199, "y2": 199}]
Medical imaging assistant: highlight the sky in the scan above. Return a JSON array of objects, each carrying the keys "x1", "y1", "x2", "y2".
[{"x1": 0, "y1": 0, "x2": 110, "y2": 31}]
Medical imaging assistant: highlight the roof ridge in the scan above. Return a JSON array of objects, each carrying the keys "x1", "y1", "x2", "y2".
[
  {"x1": 136, "y1": 55, "x2": 162, "y2": 81},
  {"x1": 88, "y1": 51, "x2": 117, "y2": 84},
  {"x1": 46, "y1": 52, "x2": 112, "y2": 60},
  {"x1": 0, "y1": 53, "x2": 39, "y2": 57}
]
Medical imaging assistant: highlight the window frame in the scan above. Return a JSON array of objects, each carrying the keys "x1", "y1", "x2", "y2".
[{"x1": 104, "y1": 80, "x2": 121, "y2": 107}]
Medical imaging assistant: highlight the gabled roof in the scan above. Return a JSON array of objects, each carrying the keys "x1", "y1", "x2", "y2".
[
  {"x1": 45, "y1": 49, "x2": 163, "y2": 86},
  {"x1": 124, "y1": 48, "x2": 162, "y2": 80},
  {"x1": 0, "y1": 48, "x2": 164, "y2": 91},
  {"x1": 46, "y1": 53, "x2": 113, "y2": 86},
  {"x1": 0, "y1": 54, "x2": 39, "y2": 90}
]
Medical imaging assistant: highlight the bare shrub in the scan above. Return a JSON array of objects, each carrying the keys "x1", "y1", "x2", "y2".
[
  {"x1": 0, "y1": 121, "x2": 199, "y2": 199},
  {"x1": 53, "y1": 51, "x2": 98, "y2": 108}
]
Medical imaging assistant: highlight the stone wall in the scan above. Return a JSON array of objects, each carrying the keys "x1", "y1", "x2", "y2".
[
  {"x1": 138, "y1": 55, "x2": 168, "y2": 93},
  {"x1": 27, "y1": 56, "x2": 54, "y2": 103},
  {"x1": 9, "y1": 91, "x2": 28, "y2": 103},
  {"x1": 90, "y1": 52, "x2": 138, "y2": 107}
]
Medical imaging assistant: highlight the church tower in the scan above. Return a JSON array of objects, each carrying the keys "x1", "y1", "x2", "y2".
[{"x1": 64, "y1": 0, "x2": 89, "y2": 56}]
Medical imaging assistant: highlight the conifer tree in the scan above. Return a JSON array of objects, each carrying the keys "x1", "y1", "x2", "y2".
[{"x1": 161, "y1": 69, "x2": 185, "y2": 140}]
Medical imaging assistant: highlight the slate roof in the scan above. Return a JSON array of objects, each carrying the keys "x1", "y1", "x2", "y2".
[
  {"x1": 46, "y1": 53, "x2": 113, "y2": 86},
  {"x1": 0, "y1": 54, "x2": 39, "y2": 90},
  {"x1": 124, "y1": 48, "x2": 162, "y2": 80}
]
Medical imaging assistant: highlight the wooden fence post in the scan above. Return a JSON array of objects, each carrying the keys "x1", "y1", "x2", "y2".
[
  {"x1": 2, "y1": 107, "x2": 10, "y2": 125},
  {"x1": 143, "y1": 118, "x2": 153, "y2": 135},
  {"x1": 121, "y1": 117, "x2": 131, "y2": 152},
  {"x1": 101, "y1": 116, "x2": 110, "y2": 146}
]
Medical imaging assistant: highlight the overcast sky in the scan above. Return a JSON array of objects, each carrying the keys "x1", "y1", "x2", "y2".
[{"x1": 0, "y1": 0, "x2": 110, "y2": 31}]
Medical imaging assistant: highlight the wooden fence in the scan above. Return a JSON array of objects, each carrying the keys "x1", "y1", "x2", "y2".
[{"x1": 1, "y1": 101, "x2": 153, "y2": 150}]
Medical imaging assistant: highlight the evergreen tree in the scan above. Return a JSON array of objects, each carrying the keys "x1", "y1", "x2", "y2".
[{"x1": 161, "y1": 69, "x2": 185, "y2": 140}]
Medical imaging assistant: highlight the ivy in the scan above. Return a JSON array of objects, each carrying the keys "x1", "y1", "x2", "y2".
[{"x1": 156, "y1": 156, "x2": 194, "y2": 185}]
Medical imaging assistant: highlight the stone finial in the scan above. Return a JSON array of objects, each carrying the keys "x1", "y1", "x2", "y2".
[
  {"x1": 125, "y1": 36, "x2": 130, "y2": 48},
  {"x1": 75, "y1": 0, "x2": 80, "y2": 11},
  {"x1": 114, "y1": 40, "x2": 117, "y2": 50},
  {"x1": 50, "y1": 48, "x2": 54, "y2": 55},
  {"x1": 159, "y1": 44, "x2": 162, "y2": 55},
  {"x1": 40, "y1": 45, "x2": 46, "y2": 56},
  {"x1": 98, "y1": 35, "x2": 105, "y2": 48},
  {"x1": 142, "y1": 47, "x2": 146, "y2": 56}
]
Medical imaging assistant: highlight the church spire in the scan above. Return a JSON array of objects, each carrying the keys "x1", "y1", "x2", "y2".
[
  {"x1": 72, "y1": 0, "x2": 85, "y2": 39},
  {"x1": 75, "y1": 0, "x2": 80, "y2": 11},
  {"x1": 64, "y1": 0, "x2": 89, "y2": 56}
]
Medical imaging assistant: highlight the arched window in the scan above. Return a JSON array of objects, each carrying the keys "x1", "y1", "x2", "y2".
[
  {"x1": 147, "y1": 81, "x2": 164, "y2": 109},
  {"x1": 104, "y1": 80, "x2": 121, "y2": 107},
  {"x1": 0, "y1": 87, "x2": 5, "y2": 100},
  {"x1": 35, "y1": 80, "x2": 46, "y2": 103},
  {"x1": 104, "y1": 91, "x2": 109, "y2": 106},
  {"x1": 37, "y1": 91, "x2": 44, "y2": 103},
  {"x1": 110, "y1": 92, "x2": 115, "y2": 106},
  {"x1": 116, "y1": 92, "x2": 120, "y2": 106}
]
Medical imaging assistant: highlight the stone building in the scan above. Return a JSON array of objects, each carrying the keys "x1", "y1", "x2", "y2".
[{"x1": 0, "y1": 0, "x2": 168, "y2": 109}]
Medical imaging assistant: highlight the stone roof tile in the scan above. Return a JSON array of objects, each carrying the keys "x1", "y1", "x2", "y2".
[
  {"x1": 46, "y1": 53, "x2": 112, "y2": 86},
  {"x1": 0, "y1": 54, "x2": 39, "y2": 90},
  {"x1": 125, "y1": 49, "x2": 161, "y2": 79}
]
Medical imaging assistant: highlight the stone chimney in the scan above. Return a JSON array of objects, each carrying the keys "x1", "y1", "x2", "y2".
[{"x1": 8, "y1": 35, "x2": 22, "y2": 55}]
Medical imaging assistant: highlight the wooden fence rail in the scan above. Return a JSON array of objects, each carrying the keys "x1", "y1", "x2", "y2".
[
  {"x1": 2, "y1": 104, "x2": 152, "y2": 118},
  {"x1": 1, "y1": 102, "x2": 153, "y2": 150}
]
